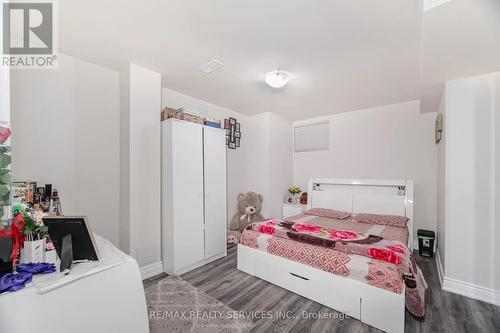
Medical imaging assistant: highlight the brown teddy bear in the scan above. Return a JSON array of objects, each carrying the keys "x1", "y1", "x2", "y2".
[{"x1": 227, "y1": 192, "x2": 264, "y2": 244}]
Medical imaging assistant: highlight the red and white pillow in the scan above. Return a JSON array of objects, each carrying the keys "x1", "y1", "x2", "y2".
[
  {"x1": 353, "y1": 213, "x2": 409, "y2": 228},
  {"x1": 304, "y1": 208, "x2": 351, "y2": 220}
]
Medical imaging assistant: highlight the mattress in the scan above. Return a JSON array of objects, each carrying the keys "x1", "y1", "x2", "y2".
[{"x1": 240, "y1": 229, "x2": 404, "y2": 294}]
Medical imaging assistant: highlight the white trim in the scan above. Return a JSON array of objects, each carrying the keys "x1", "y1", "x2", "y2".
[
  {"x1": 442, "y1": 277, "x2": 500, "y2": 306},
  {"x1": 434, "y1": 247, "x2": 499, "y2": 306},
  {"x1": 140, "y1": 261, "x2": 163, "y2": 280},
  {"x1": 435, "y1": 249, "x2": 444, "y2": 287},
  {"x1": 309, "y1": 178, "x2": 407, "y2": 187}
]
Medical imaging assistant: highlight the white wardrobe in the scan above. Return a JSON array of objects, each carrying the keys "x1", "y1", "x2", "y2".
[{"x1": 161, "y1": 118, "x2": 227, "y2": 274}]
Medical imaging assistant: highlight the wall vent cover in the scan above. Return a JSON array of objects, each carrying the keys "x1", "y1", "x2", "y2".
[{"x1": 199, "y1": 60, "x2": 224, "y2": 74}]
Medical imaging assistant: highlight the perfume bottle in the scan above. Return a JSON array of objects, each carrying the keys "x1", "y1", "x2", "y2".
[{"x1": 55, "y1": 199, "x2": 62, "y2": 216}]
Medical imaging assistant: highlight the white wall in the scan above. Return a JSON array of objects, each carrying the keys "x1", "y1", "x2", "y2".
[
  {"x1": 0, "y1": 3, "x2": 8, "y2": 124},
  {"x1": 0, "y1": 63, "x2": 9, "y2": 124},
  {"x1": 436, "y1": 93, "x2": 446, "y2": 267},
  {"x1": 161, "y1": 88, "x2": 249, "y2": 224},
  {"x1": 246, "y1": 112, "x2": 293, "y2": 218},
  {"x1": 0, "y1": 1, "x2": 11, "y2": 223},
  {"x1": 443, "y1": 72, "x2": 499, "y2": 294},
  {"x1": 246, "y1": 113, "x2": 271, "y2": 217},
  {"x1": 267, "y1": 113, "x2": 293, "y2": 218},
  {"x1": 120, "y1": 64, "x2": 161, "y2": 267},
  {"x1": 495, "y1": 75, "x2": 500, "y2": 294},
  {"x1": 293, "y1": 100, "x2": 437, "y2": 240},
  {"x1": 11, "y1": 53, "x2": 120, "y2": 245}
]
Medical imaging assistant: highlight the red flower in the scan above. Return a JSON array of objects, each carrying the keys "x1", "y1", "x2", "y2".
[
  {"x1": 368, "y1": 248, "x2": 401, "y2": 265},
  {"x1": 0, "y1": 126, "x2": 11, "y2": 144},
  {"x1": 258, "y1": 221, "x2": 276, "y2": 235},
  {"x1": 387, "y1": 245, "x2": 405, "y2": 254},
  {"x1": 329, "y1": 230, "x2": 358, "y2": 240},
  {"x1": 291, "y1": 223, "x2": 322, "y2": 233}
]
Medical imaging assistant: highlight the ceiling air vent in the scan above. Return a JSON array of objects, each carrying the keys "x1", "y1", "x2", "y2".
[{"x1": 199, "y1": 60, "x2": 224, "y2": 74}]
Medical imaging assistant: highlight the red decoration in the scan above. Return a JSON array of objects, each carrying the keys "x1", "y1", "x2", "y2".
[
  {"x1": 0, "y1": 126, "x2": 11, "y2": 144},
  {"x1": 0, "y1": 214, "x2": 26, "y2": 268},
  {"x1": 300, "y1": 192, "x2": 308, "y2": 204}
]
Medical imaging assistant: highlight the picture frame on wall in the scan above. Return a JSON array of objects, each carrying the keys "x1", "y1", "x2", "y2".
[{"x1": 224, "y1": 117, "x2": 241, "y2": 150}]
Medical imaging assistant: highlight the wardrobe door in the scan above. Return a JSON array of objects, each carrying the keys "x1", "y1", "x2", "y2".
[
  {"x1": 172, "y1": 120, "x2": 205, "y2": 270},
  {"x1": 203, "y1": 126, "x2": 227, "y2": 259}
]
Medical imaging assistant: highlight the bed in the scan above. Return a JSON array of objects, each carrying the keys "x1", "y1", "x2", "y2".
[{"x1": 237, "y1": 178, "x2": 425, "y2": 333}]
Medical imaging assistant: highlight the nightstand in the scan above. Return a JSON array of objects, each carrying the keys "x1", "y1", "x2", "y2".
[{"x1": 282, "y1": 203, "x2": 306, "y2": 218}]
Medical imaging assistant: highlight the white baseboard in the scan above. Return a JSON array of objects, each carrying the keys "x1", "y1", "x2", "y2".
[
  {"x1": 442, "y1": 277, "x2": 500, "y2": 306},
  {"x1": 435, "y1": 249, "x2": 444, "y2": 287},
  {"x1": 434, "y1": 247, "x2": 498, "y2": 306},
  {"x1": 140, "y1": 261, "x2": 163, "y2": 280}
]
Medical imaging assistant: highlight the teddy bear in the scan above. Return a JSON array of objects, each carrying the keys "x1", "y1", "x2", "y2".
[{"x1": 227, "y1": 192, "x2": 264, "y2": 244}]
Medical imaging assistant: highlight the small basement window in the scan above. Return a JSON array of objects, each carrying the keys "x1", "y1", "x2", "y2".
[{"x1": 294, "y1": 121, "x2": 330, "y2": 152}]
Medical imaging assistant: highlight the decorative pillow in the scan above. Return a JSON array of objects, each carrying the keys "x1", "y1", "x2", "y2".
[
  {"x1": 304, "y1": 208, "x2": 351, "y2": 220},
  {"x1": 353, "y1": 213, "x2": 409, "y2": 227}
]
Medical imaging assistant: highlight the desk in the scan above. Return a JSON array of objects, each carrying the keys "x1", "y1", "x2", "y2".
[{"x1": 0, "y1": 236, "x2": 148, "y2": 333}]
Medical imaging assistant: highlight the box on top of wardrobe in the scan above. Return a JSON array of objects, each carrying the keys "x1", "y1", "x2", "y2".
[{"x1": 161, "y1": 107, "x2": 204, "y2": 124}]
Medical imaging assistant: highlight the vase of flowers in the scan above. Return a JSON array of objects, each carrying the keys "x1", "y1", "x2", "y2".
[
  {"x1": 287, "y1": 185, "x2": 301, "y2": 204},
  {"x1": 20, "y1": 212, "x2": 48, "y2": 264}
]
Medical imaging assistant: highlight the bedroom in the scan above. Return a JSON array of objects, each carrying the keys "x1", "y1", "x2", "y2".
[{"x1": 0, "y1": 0, "x2": 499, "y2": 332}]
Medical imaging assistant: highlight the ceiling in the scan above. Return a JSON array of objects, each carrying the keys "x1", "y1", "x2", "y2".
[{"x1": 58, "y1": 1, "x2": 500, "y2": 120}]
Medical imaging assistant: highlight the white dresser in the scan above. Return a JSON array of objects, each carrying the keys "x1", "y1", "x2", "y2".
[
  {"x1": 161, "y1": 119, "x2": 227, "y2": 274},
  {"x1": 0, "y1": 236, "x2": 148, "y2": 333}
]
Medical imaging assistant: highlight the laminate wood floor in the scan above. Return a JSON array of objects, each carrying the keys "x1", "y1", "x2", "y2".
[{"x1": 144, "y1": 246, "x2": 499, "y2": 332}]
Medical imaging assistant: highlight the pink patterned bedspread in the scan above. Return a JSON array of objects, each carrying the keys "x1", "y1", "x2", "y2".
[
  {"x1": 240, "y1": 218, "x2": 427, "y2": 318},
  {"x1": 286, "y1": 213, "x2": 409, "y2": 245}
]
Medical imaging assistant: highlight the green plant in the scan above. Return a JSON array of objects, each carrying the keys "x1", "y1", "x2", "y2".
[
  {"x1": 0, "y1": 146, "x2": 10, "y2": 221},
  {"x1": 21, "y1": 211, "x2": 48, "y2": 241}
]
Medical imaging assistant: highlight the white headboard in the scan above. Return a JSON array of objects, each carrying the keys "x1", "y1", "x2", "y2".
[{"x1": 307, "y1": 178, "x2": 414, "y2": 250}]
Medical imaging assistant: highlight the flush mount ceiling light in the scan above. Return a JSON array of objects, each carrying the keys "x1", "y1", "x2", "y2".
[{"x1": 265, "y1": 70, "x2": 291, "y2": 89}]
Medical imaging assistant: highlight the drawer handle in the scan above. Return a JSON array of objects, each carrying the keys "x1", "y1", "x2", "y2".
[{"x1": 289, "y1": 272, "x2": 309, "y2": 281}]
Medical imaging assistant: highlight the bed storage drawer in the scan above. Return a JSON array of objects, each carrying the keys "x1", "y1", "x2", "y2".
[{"x1": 237, "y1": 244, "x2": 361, "y2": 319}]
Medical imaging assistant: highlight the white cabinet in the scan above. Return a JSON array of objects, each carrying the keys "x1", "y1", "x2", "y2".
[
  {"x1": 203, "y1": 126, "x2": 227, "y2": 259},
  {"x1": 162, "y1": 119, "x2": 227, "y2": 274},
  {"x1": 282, "y1": 204, "x2": 306, "y2": 218}
]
